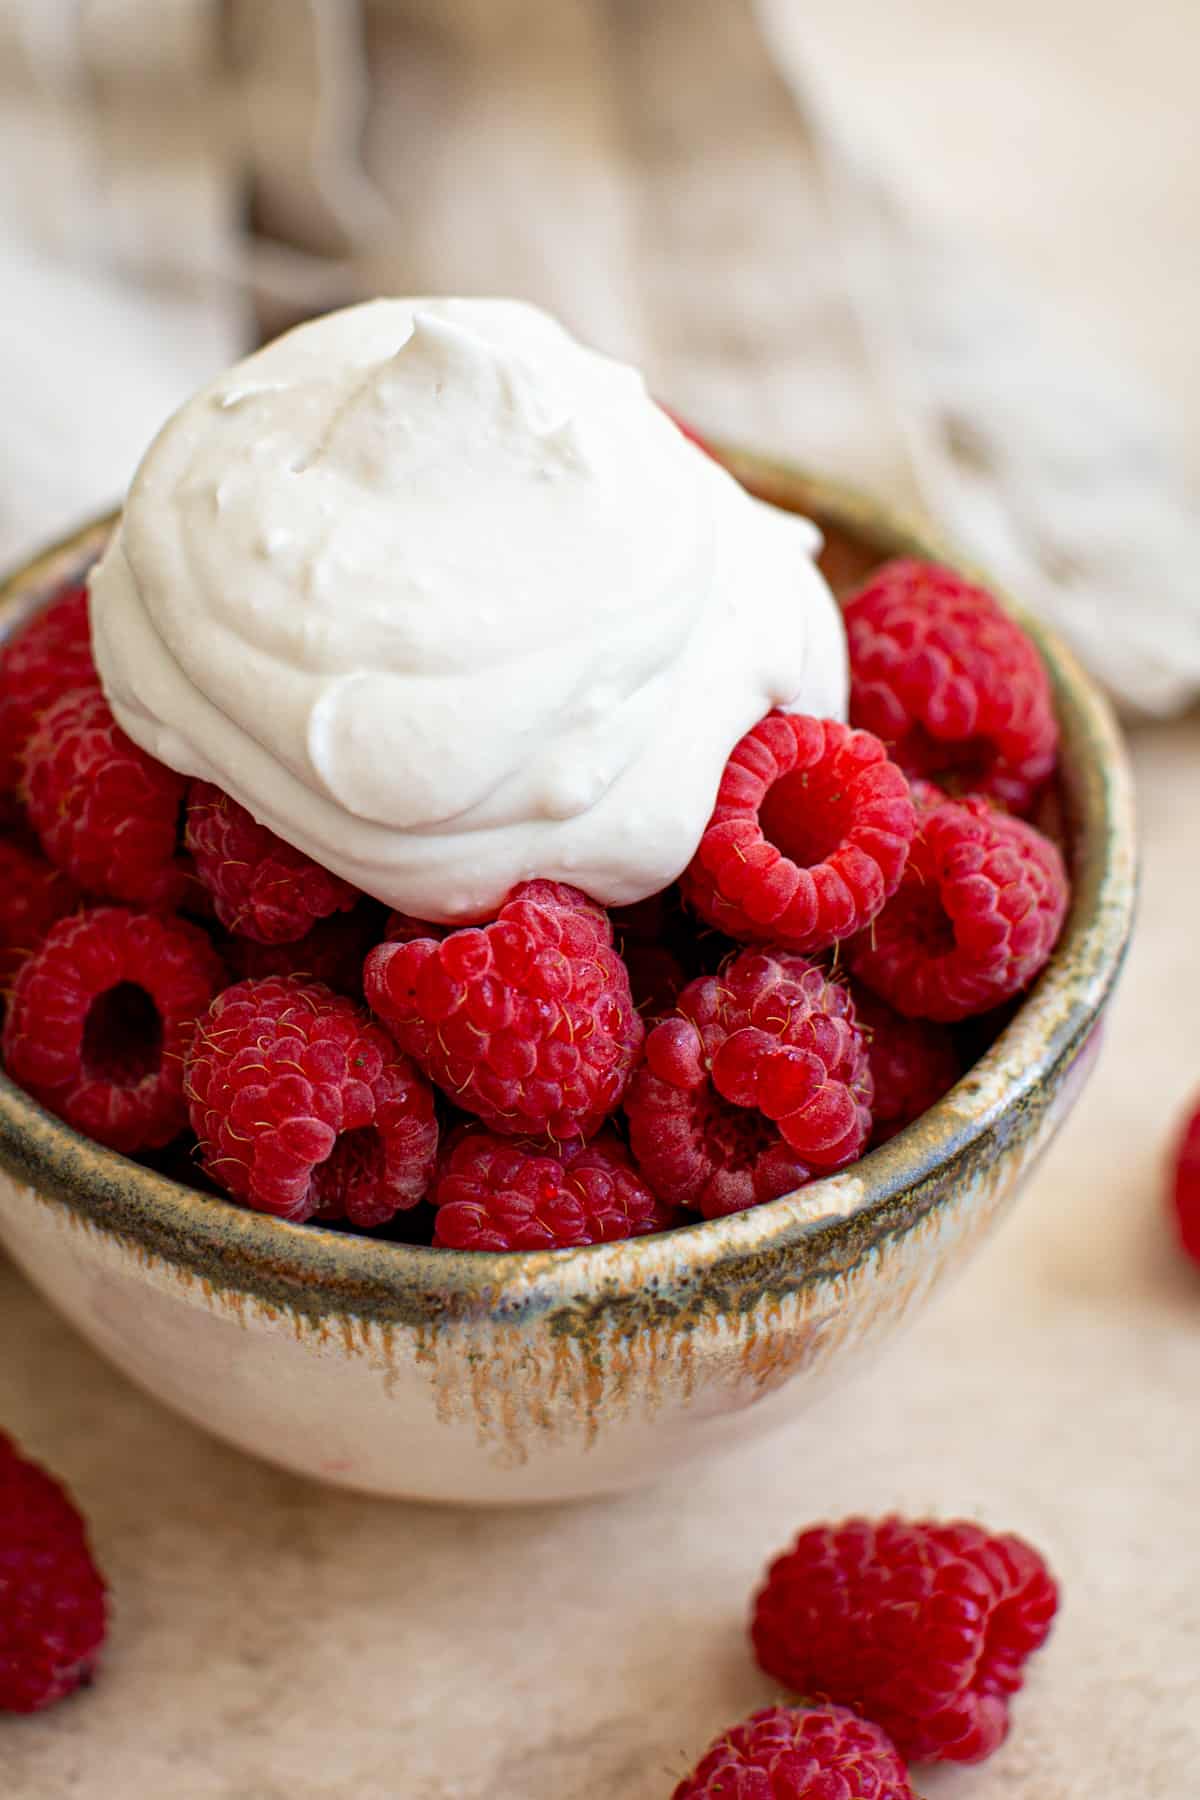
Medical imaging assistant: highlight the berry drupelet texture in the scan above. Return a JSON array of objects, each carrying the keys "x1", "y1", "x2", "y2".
[
  {"x1": 853, "y1": 987, "x2": 960, "y2": 1145},
  {"x1": 0, "y1": 1431, "x2": 107, "y2": 1714},
  {"x1": 682, "y1": 712, "x2": 916, "y2": 954},
  {"x1": 185, "y1": 976, "x2": 438, "y2": 1227},
  {"x1": 672, "y1": 1703, "x2": 914, "y2": 1800},
  {"x1": 2, "y1": 906, "x2": 226, "y2": 1153},
  {"x1": 432, "y1": 1128, "x2": 675, "y2": 1250},
  {"x1": 625, "y1": 949, "x2": 872, "y2": 1218},
  {"x1": 186, "y1": 781, "x2": 361, "y2": 944},
  {"x1": 752, "y1": 1515, "x2": 1059, "y2": 1764},
  {"x1": 845, "y1": 558, "x2": 1058, "y2": 814},
  {"x1": 364, "y1": 880, "x2": 644, "y2": 1145},
  {"x1": 847, "y1": 792, "x2": 1068, "y2": 1022},
  {"x1": 0, "y1": 837, "x2": 82, "y2": 990},
  {"x1": 0, "y1": 581, "x2": 96, "y2": 819},
  {"x1": 23, "y1": 685, "x2": 194, "y2": 910}
]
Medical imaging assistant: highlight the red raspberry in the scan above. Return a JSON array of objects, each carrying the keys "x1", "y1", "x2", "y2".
[
  {"x1": 0, "y1": 837, "x2": 81, "y2": 989},
  {"x1": 0, "y1": 1431, "x2": 107, "y2": 1713},
  {"x1": 186, "y1": 782, "x2": 360, "y2": 944},
  {"x1": 853, "y1": 987, "x2": 959, "y2": 1144},
  {"x1": 185, "y1": 976, "x2": 437, "y2": 1227},
  {"x1": 612, "y1": 890, "x2": 692, "y2": 1018},
  {"x1": 432, "y1": 1127, "x2": 676, "y2": 1250},
  {"x1": 224, "y1": 901, "x2": 387, "y2": 999},
  {"x1": 0, "y1": 582, "x2": 96, "y2": 817},
  {"x1": 845, "y1": 559, "x2": 1058, "y2": 814},
  {"x1": 624, "y1": 950, "x2": 872, "y2": 1218},
  {"x1": 847, "y1": 793, "x2": 1068, "y2": 1022},
  {"x1": 752, "y1": 1515, "x2": 1058, "y2": 1764},
  {"x1": 682, "y1": 713, "x2": 915, "y2": 954},
  {"x1": 364, "y1": 881, "x2": 644, "y2": 1144},
  {"x1": 23, "y1": 685, "x2": 192, "y2": 909},
  {"x1": 1170, "y1": 1097, "x2": 1200, "y2": 1267},
  {"x1": 3, "y1": 907, "x2": 225, "y2": 1153},
  {"x1": 673, "y1": 1703, "x2": 914, "y2": 1800}
]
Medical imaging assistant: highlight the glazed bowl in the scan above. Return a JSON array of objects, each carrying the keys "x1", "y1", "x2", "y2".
[{"x1": 0, "y1": 457, "x2": 1136, "y2": 1504}]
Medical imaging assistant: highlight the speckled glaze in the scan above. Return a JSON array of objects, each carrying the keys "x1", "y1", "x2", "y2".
[{"x1": 0, "y1": 458, "x2": 1136, "y2": 1503}]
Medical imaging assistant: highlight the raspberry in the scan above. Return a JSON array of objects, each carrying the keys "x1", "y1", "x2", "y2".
[
  {"x1": 1170, "y1": 1097, "x2": 1200, "y2": 1267},
  {"x1": 847, "y1": 793, "x2": 1068, "y2": 1022},
  {"x1": 625, "y1": 949, "x2": 872, "y2": 1217},
  {"x1": 682, "y1": 713, "x2": 915, "y2": 954},
  {"x1": 23, "y1": 685, "x2": 192, "y2": 909},
  {"x1": 845, "y1": 559, "x2": 1058, "y2": 814},
  {"x1": 752, "y1": 1515, "x2": 1058, "y2": 1764},
  {"x1": 673, "y1": 1704, "x2": 914, "y2": 1800},
  {"x1": 185, "y1": 976, "x2": 437, "y2": 1227},
  {"x1": 0, "y1": 837, "x2": 81, "y2": 990},
  {"x1": 364, "y1": 881, "x2": 644, "y2": 1143},
  {"x1": 186, "y1": 782, "x2": 361, "y2": 944},
  {"x1": 3, "y1": 907, "x2": 225, "y2": 1153},
  {"x1": 224, "y1": 901, "x2": 387, "y2": 999},
  {"x1": 432, "y1": 1128, "x2": 676, "y2": 1250},
  {"x1": 853, "y1": 987, "x2": 959, "y2": 1144},
  {"x1": 0, "y1": 582, "x2": 96, "y2": 818},
  {"x1": 0, "y1": 1431, "x2": 107, "y2": 1713}
]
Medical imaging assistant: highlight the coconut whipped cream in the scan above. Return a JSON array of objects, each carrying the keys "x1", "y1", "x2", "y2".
[{"x1": 90, "y1": 297, "x2": 847, "y2": 921}]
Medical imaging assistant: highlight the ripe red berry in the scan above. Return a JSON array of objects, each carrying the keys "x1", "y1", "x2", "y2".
[
  {"x1": 0, "y1": 1431, "x2": 107, "y2": 1713},
  {"x1": 752, "y1": 1515, "x2": 1059, "y2": 1764},
  {"x1": 186, "y1": 781, "x2": 361, "y2": 944},
  {"x1": 23, "y1": 685, "x2": 193, "y2": 909},
  {"x1": 3, "y1": 907, "x2": 226, "y2": 1153},
  {"x1": 673, "y1": 1703, "x2": 914, "y2": 1800},
  {"x1": 683, "y1": 712, "x2": 916, "y2": 955},
  {"x1": 625, "y1": 949, "x2": 872, "y2": 1217},
  {"x1": 0, "y1": 582, "x2": 96, "y2": 819},
  {"x1": 847, "y1": 792, "x2": 1069, "y2": 1022},
  {"x1": 845, "y1": 559, "x2": 1058, "y2": 814},
  {"x1": 1170, "y1": 1097, "x2": 1200, "y2": 1267},
  {"x1": 185, "y1": 976, "x2": 438, "y2": 1227},
  {"x1": 364, "y1": 881, "x2": 644, "y2": 1144},
  {"x1": 432, "y1": 1128, "x2": 675, "y2": 1250},
  {"x1": 223, "y1": 901, "x2": 387, "y2": 999},
  {"x1": 0, "y1": 836, "x2": 82, "y2": 990}
]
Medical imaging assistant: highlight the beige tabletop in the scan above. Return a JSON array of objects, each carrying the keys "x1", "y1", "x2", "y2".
[{"x1": 3, "y1": 711, "x2": 1197, "y2": 1797}]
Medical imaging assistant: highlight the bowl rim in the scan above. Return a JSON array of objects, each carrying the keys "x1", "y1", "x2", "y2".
[{"x1": 0, "y1": 454, "x2": 1137, "y2": 1328}]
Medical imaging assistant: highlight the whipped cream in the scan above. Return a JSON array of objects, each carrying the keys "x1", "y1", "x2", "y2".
[{"x1": 91, "y1": 298, "x2": 847, "y2": 921}]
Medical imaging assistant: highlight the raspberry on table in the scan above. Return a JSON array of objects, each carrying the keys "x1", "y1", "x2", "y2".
[
  {"x1": 845, "y1": 558, "x2": 1058, "y2": 814},
  {"x1": 364, "y1": 880, "x2": 644, "y2": 1144},
  {"x1": 0, "y1": 581, "x2": 96, "y2": 819},
  {"x1": 624, "y1": 949, "x2": 872, "y2": 1218},
  {"x1": 0, "y1": 1431, "x2": 107, "y2": 1713},
  {"x1": 0, "y1": 837, "x2": 82, "y2": 991},
  {"x1": 846, "y1": 792, "x2": 1069, "y2": 1022},
  {"x1": 672, "y1": 1703, "x2": 914, "y2": 1800},
  {"x1": 853, "y1": 987, "x2": 960, "y2": 1144},
  {"x1": 682, "y1": 713, "x2": 916, "y2": 954},
  {"x1": 185, "y1": 976, "x2": 438, "y2": 1227},
  {"x1": 186, "y1": 782, "x2": 361, "y2": 944},
  {"x1": 224, "y1": 900, "x2": 388, "y2": 999},
  {"x1": 752, "y1": 1515, "x2": 1059, "y2": 1765},
  {"x1": 1170, "y1": 1097, "x2": 1200, "y2": 1267},
  {"x1": 432, "y1": 1127, "x2": 676, "y2": 1250},
  {"x1": 23, "y1": 684, "x2": 194, "y2": 910},
  {"x1": 3, "y1": 907, "x2": 225, "y2": 1153}
]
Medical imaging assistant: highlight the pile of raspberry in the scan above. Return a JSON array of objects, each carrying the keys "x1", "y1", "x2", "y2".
[{"x1": 0, "y1": 554, "x2": 1069, "y2": 1249}]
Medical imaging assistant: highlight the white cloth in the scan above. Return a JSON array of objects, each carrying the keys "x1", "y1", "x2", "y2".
[{"x1": 2, "y1": 0, "x2": 1199, "y2": 713}]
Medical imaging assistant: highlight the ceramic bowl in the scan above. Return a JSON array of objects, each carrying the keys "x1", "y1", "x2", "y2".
[{"x1": 0, "y1": 457, "x2": 1136, "y2": 1504}]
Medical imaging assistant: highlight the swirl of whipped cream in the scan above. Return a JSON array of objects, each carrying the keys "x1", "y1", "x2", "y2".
[{"x1": 91, "y1": 298, "x2": 847, "y2": 921}]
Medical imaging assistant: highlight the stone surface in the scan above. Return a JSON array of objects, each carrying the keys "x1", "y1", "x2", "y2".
[{"x1": 3, "y1": 714, "x2": 1198, "y2": 1796}]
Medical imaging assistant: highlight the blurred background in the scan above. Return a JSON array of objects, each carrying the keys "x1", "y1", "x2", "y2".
[{"x1": 1, "y1": 0, "x2": 1198, "y2": 717}]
